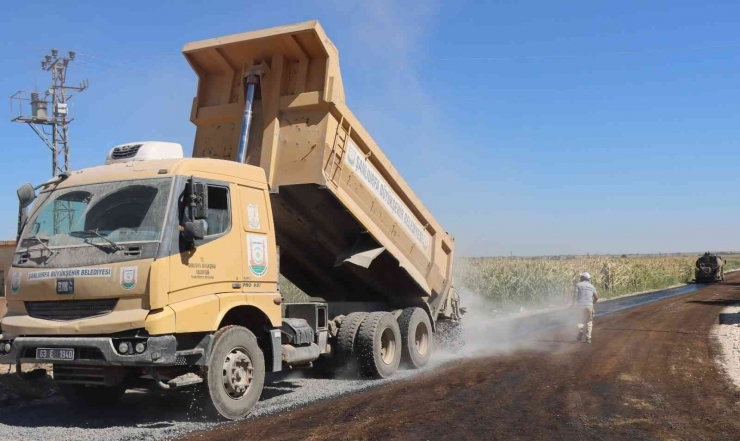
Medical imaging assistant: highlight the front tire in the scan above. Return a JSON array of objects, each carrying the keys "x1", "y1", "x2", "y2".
[
  {"x1": 398, "y1": 307, "x2": 433, "y2": 369},
  {"x1": 203, "y1": 325, "x2": 265, "y2": 420},
  {"x1": 355, "y1": 312, "x2": 402, "y2": 379}
]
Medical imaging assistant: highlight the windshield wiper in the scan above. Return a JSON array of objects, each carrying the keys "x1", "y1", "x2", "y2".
[
  {"x1": 22, "y1": 236, "x2": 57, "y2": 261},
  {"x1": 70, "y1": 229, "x2": 122, "y2": 251}
]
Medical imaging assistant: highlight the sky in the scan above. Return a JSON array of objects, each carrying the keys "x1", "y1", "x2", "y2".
[{"x1": 0, "y1": 0, "x2": 739, "y2": 257}]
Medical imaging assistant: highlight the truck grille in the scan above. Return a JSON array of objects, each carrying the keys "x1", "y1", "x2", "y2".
[
  {"x1": 111, "y1": 144, "x2": 142, "y2": 159},
  {"x1": 25, "y1": 299, "x2": 118, "y2": 321}
]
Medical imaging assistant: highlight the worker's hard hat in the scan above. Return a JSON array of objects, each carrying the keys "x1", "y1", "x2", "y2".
[{"x1": 581, "y1": 272, "x2": 591, "y2": 280}]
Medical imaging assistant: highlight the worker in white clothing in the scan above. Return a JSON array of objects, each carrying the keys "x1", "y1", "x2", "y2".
[{"x1": 572, "y1": 272, "x2": 599, "y2": 344}]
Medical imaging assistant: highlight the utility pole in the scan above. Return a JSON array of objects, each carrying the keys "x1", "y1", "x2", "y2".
[
  {"x1": 11, "y1": 49, "x2": 89, "y2": 176},
  {"x1": 11, "y1": 49, "x2": 89, "y2": 235}
]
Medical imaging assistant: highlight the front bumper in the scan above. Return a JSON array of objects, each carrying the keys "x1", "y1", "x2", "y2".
[{"x1": 0, "y1": 335, "x2": 177, "y2": 366}]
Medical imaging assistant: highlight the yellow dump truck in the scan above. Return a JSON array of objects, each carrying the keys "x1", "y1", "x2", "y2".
[{"x1": 0, "y1": 21, "x2": 461, "y2": 419}]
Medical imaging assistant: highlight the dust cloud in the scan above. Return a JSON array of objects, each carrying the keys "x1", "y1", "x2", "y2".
[{"x1": 433, "y1": 287, "x2": 580, "y2": 364}]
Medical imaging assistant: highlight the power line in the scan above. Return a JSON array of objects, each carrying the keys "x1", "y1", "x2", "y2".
[
  {"x1": 75, "y1": 51, "x2": 137, "y2": 69},
  {"x1": 431, "y1": 42, "x2": 740, "y2": 62}
]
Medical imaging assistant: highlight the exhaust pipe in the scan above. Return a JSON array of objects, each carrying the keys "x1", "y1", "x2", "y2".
[{"x1": 236, "y1": 74, "x2": 260, "y2": 164}]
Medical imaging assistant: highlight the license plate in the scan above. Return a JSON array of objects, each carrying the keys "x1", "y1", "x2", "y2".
[
  {"x1": 36, "y1": 348, "x2": 74, "y2": 361},
  {"x1": 56, "y1": 279, "x2": 74, "y2": 294}
]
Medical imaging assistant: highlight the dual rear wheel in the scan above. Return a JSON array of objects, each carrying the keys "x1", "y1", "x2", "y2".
[
  {"x1": 398, "y1": 307, "x2": 433, "y2": 369},
  {"x1": 343, "y1": 307, "x2": 433, "y2": 379}
]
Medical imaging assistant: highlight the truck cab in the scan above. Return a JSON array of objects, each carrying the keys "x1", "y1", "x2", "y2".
[
  {"x1": 4, "y1": 143, "x2": 281, "y2": 337},
  {"x1": 1, "y1": 143, "x2": 293, "y2": 417}
]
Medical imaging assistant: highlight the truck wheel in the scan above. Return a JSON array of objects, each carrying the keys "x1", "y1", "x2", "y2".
[
  {"x1": 203, "y1": 325, "x2": 265, "y2": 420},
  {"x1": 355, "y1": 312, "x2": 402, "y2": 379},
  {"x1": 323, "y1": 312, "x2": 367, "y2": 375},
  {"x1": 398, "y1": 307, "x2": 432, "y2": 369},
  {"x1": 58, "y1": 383, "x2": 126, "y2": 407},
  {"x1": 336, "y1": 312, "x2": 368, "y2": 360}
]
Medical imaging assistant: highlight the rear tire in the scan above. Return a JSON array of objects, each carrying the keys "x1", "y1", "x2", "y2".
[
  {"x1": 398, "y1": 307, "x2": 433, "y2": 369},
  {"x1": 336, "y1": 312, "x2": 368, "y2": 361},
  {"x1": 58, "y1": 383, "x2": 126, "y2": 407},
  {"x1": 331, "y1": 312, "x2": 368, "y2": 374},
  {"x1": 355, "y1": 312, "x2": 402, "y2": 379},
  {"x1": 202, "y1": 325, "x2": 265, "y2": 420}
]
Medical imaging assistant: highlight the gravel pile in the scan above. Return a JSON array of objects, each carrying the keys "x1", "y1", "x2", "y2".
[
  {"x1": 0, "y1": 345, "x2": 461, "y2": 441},
  {"x1": 713, "y1": 305, "x2": 740, "y2": 389}
]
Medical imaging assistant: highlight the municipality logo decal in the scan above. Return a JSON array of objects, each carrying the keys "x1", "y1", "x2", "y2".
[
  {"x1": 10, "y1": 272, "x2": 21, "y2": 294},
  {"x1": 120, "y1": 266, "x2": 138, "y2": 290},
  {"x1": 247, "y1": 204, "x2": 261, "y2": 230},
  {"x1": 347, "y1": 144, "x2": 357, "y2": 167},
  {"x1": 247, "y1": 234, "x2": 268, "y2": 277}
]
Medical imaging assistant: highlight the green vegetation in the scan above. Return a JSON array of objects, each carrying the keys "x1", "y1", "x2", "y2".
[
  {"x1": 279, "y1": 275, "x2": 311, "y2": 303},
  {"x1": 459, "y1": 255, "x2": 739, "y2": 308},
  {"x1": 724, "y1": 256, "x2": 740, "y2": 271},
  {"x1": 279, "y1": 254, "x2": 740, "y2": 308}
]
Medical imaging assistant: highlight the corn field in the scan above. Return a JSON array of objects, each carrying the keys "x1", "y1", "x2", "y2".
[
  {"x1": 281, "y1": 255, "x2": 740, "y2": 306},
  {"x1": 457, "y1": 255, "x2": 740, "y2": 308}
]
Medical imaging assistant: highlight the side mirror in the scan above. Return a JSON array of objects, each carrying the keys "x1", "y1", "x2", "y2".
[
  {"x1": 183, "y1": 219, "x2": 207, "y2": 242},
  {"x1": 17, "y1": 183, "x2": 36, "y2": 208},
  {"x1": 188, "y1": 179, "x2": 208, "y2": 220}
]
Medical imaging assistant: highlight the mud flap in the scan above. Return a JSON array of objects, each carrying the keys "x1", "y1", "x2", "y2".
[
  {"x1": 270, "y1": 328, "x2": 282, "y2": 372},
  {"x1": 438, "y1": 287, "x2": 463, "y2": 321}
]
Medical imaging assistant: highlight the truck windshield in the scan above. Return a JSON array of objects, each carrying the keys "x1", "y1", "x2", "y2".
[{"x1": 20, "y1": 178, "x2": 172, "y2": 248}]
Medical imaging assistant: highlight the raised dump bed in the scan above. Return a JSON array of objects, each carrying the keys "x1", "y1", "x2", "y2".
[{"x1": 183, "y1": 20, "x2": 458, "y2": 319}]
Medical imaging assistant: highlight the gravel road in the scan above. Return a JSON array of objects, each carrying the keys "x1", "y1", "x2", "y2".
[
  {"x1": 0, "y1": 281, "x2": 711, "y2": 441},
  {"x1": 0, "y1": 341, "x2": 462, "y2": 441}
]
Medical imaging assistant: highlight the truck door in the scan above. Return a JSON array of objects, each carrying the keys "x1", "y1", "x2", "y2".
[
  {"x1": 168, "y1": 179, "x2": 242, "y2": 304},
  {"x1": 238, "y1": 186, "x2": 278, "y2": 293}
]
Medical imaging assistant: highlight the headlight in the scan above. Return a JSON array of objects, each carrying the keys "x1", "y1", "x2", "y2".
[{"x1": 118, "y1": 342, "x2": 130, "y2": 354}]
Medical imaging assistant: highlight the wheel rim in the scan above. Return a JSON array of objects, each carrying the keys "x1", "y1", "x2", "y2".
[
  {"x1": 415, "y1": 322, "x2": 430, "y2": 356},
  {"x1": 222, "y1": 347, "x2": 253, "y2": 400},
  {"x1": 380, "y1": 327, "x2": 397, "y2": 365}
]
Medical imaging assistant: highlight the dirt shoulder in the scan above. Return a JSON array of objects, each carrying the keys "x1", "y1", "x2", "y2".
[{"x1": 180, "y1": 273, "x2": 740, "y2": 441}]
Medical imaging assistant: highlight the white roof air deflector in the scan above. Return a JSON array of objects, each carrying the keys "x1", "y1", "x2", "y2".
[{"x1": 105, "y1": 141, "x2": 184, "y2": 165}]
